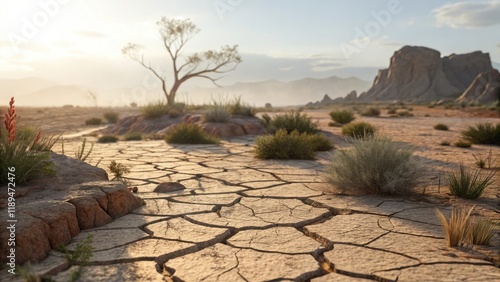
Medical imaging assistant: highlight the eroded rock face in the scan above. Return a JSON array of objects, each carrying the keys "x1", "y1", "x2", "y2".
[
  {"x1": 357, "y1": 46, "x2": 493, "y2": 102},
  {"x1": 456, "y1": 69, "x2": 500, "y2": 104},
  {"x1": 0, "y1": 154, "x2": 144, "y2": 264}
]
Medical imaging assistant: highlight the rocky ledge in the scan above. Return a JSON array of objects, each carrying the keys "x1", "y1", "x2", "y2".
[{"x1": 0, "y1": 153, "x2": 144, "y2": 264}]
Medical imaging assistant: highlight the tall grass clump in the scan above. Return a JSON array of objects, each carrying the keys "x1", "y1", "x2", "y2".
[
  {"x1": 446, "y1": 163, "x2": 496, "y2": 199},
  {"x1": 165, "y1": 123, "x2": 219, "y2": 145},
  {"x1": 324, "y1": 135, "x2": 424, "y2": 194},
  {"x1": 228, "y1": 96, "x2": 256, "y2": 117},
  {"x1": 329, "y1": 110, "x2": 355, "y2": 124},
  {"x1": 124, "y1": 131, "x2": 142, "y2": 141},
  {"x1": 203, "y1": 105, "x2": 231, "y2": 122},
  {"x1": 141, "y1": 101, "x2": 171, "y2": 119},
  {"x1": 0, "y1": 97, "x2": 56, "y2": 185},
  {"x1": 434, "y1": 123, "x2": 449, "y2": 131},
  {"x1": 435, "y1": 206, "x2": 474, "y2": 247},
  {"x1": 461, "y1": 122, "x2": 500, "y2": 145},
  {"x1": 255, "y1": 129, "x2": 316, "y2": 160},
  {"x1": 360, "y1": 107, "x2": 380, "y2": 117},
  {"x1": 262, "y1": 111, "x2": 319, "y2": 134},
  {"x1": 341, "y1": 122, "x2": 376, "y2": 139},
  {"x1": 470, "y1": 219, "x2": 498, "y2": 245},
  {"x1": 85, "y1": 117, "x2": 103, "y2": 125}
]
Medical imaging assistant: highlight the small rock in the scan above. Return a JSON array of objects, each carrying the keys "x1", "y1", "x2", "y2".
[
  {"x1": 154, "y1": 182, "x2": 186, "y2": 193},
  {"x1": 132, "y1": 186, "x2": 138, "y2": 193}
]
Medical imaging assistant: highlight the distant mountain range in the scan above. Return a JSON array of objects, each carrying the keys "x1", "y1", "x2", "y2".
[{"x1": 0, "y1": 76, "x2": 371, "y2": 107}]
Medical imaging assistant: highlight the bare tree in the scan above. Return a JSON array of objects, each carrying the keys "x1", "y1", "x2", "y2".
[{"x1": 122, "y1": 17, "x2": 242, "y2": 106}]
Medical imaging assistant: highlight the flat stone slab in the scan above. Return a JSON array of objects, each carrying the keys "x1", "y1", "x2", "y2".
[
  {"x1": 187, "y1": 197, "x2": 331, "y2": 229},
  {"x1": 163, "y1": 243, "x2": 322, "y2": 281},
  {"x1": 66, "y1": 228, "x2": 149, "y2": 252},
  {"x1": 374, "y1": 263, "x2": 500, "y2": 281},
  {"x1": 170, "y1": 193, "x2": 241, "y2": 205},
  {"x1": 312, "y1": 272, "x2": 375, "y2": 281},
  {"x1": 243, "y1": 183, "x2": 323, "y2": 198},
  {"x1": 52, "y1": 261, "x2": 165, "y2": 282},
  {"x1": 133, "y1": 199, "x2": 214, "y2": 216},
  {"x1": 324, "y1": 245, "x2": 419, "y2": 280},
  {"x1": 311, "y1": 195, "x2": 429, "y2": 215},
  {"x1": 146, "y1": 218, "x2": 231, "y2": 244},
  {"x1": 305, "y1": 214, "x2": 390, "y2": 245},
  {"x1": 227, "y1": 227, "x2": 325, "y2": 254}
]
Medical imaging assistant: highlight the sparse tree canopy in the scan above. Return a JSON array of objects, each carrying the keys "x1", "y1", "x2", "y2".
[{"x1": 122, "y1": 17, "x2": 242, "y2": 106}]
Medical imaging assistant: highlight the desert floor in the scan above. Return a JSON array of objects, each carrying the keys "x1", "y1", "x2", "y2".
[{"x1": 2, "y1": 105, "x2": 500, "y2": 281}]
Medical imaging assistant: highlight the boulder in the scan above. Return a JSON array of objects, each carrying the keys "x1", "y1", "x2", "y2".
[
  {"x1": 103, "y1": 114, "x2": 182, "y2": 135},
  {"x1": 357, "y1": 46, "x2": 493, "y2": 103},
  {"x1": 154, "y1": 182, "x2": 186, "y2": 193},
  {"x1": 456, "y1": 69, "x2": 500, "y2": 104}
]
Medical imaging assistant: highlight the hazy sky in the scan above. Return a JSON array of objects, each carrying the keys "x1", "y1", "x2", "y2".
[{"x1": 1, "y1": 0, "x2": 499, "y2": 88}]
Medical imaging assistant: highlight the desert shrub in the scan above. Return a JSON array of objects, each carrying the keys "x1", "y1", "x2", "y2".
[
  {"x1": 324, "y1": 135, "x2": 424, "y2": 194},
  {"x1": 472, "y1": 149, "x2": 497, "y2": 169},
  {"x1": 329, "y1": 110, "x2": 355, "y2": 124},
  {"x1": 461, "y1": 123, "x2": 500, "y2": 145},
  {"x1": 124, "y1": 132, "x2": 142, "y2": 141},
  {"x1": 103, "y1": 112, "x2": 119, "y2": 123},
  {"x1": 108, "y1": 160, "x2": 130, "y2": 180},
  {"x1": 306, "y1": 134, "x2": 334, "y2": 151},
  {"x1": 446, "y1": 163, "x2": 496, "y2": 199},
  {"x1": 165, "y1": 123, "x2": 219, "y2": 144},
  {"x1": 341, "y1": 122, "x2": 376, "y2": 139},
  {"x1": 360, "y1": 107, "x2": 380, "y2": 117},
  {"x1": 264, "y1": 111, "x2": 319, "y2": 134},
  {"x1": 228, "y1": 97, "x2": 256, "y2": 117},
  {"x1": 203, "y1": 106, "x2": 231, "y2": 123},
  {"x1": 435, "y1": 206, "x2": 474, "y2": 247},
  {"x1": 141, "y1": 101, "x2": 170, "y2": 119},
  {"x1": 97, "y1": 135, "x2": 119, "y2": 143},
  {"x1": 434, "y1": 123, "x2": 449, "y2": 131},
  {"x1": 0, "y1": 98, "x2": 56, "y2": 185},
  {"x1": 387, "y1": 108, "x2": 397, "y2": 115},
  {"x1": 255, "y1": 129, "x2": 315, "y2": 160},
  {"x1": 440, "y1": 140, "x2": 451, "y2": 146},
  {"x1": 85, "y1": 117, "x2": 103, "y2": 125},
  {"x1": 454, "y1": 140, "x2": 472, "y2": 148}
]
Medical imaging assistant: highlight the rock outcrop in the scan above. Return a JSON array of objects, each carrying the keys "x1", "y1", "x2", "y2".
[
  {"x1": 107, "y1": 114, "x2": 267, "y2": 139},
  {"x1": 456, "y1": 69, "x2": 500, "y2": 104},
  {"x1": 357, "y1": 46, "x2": 493, "y2": 102},
  {"x1": 0, "y1": 153, "x2": 144, "y2": 264}
]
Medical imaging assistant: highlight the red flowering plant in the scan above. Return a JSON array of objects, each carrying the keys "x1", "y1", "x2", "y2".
[{"x1": 0, "y1": 97, "x2": 57, "y2": 185}]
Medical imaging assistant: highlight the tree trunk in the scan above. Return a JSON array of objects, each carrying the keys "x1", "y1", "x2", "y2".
[{"x1": 166, "y1": 93, "x2": 176, "y2": 106}]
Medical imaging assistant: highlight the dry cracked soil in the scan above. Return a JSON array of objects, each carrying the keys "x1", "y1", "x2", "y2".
[{"x1": 1, "y1": 106, "x2": 499, "y2": 281}]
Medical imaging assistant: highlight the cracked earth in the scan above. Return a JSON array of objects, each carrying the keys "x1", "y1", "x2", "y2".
[{"x1": 4, "y1": 113, "x2": 500, "y2": 282}]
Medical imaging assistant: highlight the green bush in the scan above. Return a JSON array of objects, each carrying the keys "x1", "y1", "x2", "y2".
[
  {"x1": 228, "y1": 97, "x2": 256, "y2": 117},
  {"x1": 324, "y1": 136, "x2": 424, "y2": 194},
  {"x1": 0, "y1": 99, "x2": 56, "y2": 185},
  {"x1": 124, "y1": 132, "x2": 142, "y2": 141},
  {"x1": 434, "y1": 123, "x2": 449, "y2": 131},
  {"x1": 97, "y1": 135, "x2": 119, "y2": 143},
  {"x1": 264, "y1": 111, "x2": 319, "y2": 134},
  {"x1": 85, "y1": 117, "x2": 103, "y2": 125},
  {"x1": 141, "y1": 101, "x2": 170, "y2": 119},
  {"x1": 165, "y1": 123, "x2": 219, "y2": 144},
  {"x1": 341, "y1": 122, "x2": 376, "y2": 139},
  {"x1": 461, "y1": 123, "x2": 500, "y2": 145},
  {"x1": 255, "y1": 129, "x2": 316, "y2": 160},
  {"x1": 329, "y1": 110, "x2": 355, "y2": 124},
  {"x1": 446, "y1": 163, "x2": 496, "y2": 199},
  {"x1": 455, "y1": 140, "x2": 472, "y2": 148},
  {"x1": 306, "y1": 134, "x2": 334, "y2": 151},
  {"x1": 103, "y1": 112, "x2": 119, "y2": 123},
  {"x1": 387, "y1": 108, "x2": 397, "y2": 115},
  {"x1": 203, "y1": 106, "x2": 231, "y2": 123},
  {"x1": 361, "y1": 107, "x2": 380, "y2": 117}
]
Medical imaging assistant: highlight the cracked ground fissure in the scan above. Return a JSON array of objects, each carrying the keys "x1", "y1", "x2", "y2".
[{"x1": 16, "y1": 137, "x2": 499, "y2": 282}]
